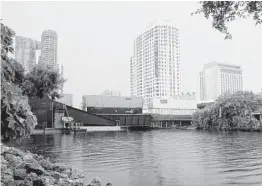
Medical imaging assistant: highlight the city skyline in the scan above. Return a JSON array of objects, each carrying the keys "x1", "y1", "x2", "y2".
[{"x1": 2, "y1": 1, "x2": 262, "y2": 107}]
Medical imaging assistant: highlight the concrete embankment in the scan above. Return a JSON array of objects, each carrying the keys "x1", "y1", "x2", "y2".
[
  {"x1": 32, "y1": 126, "x2": 122, "y2": 135},
  {"x1": 1, "y1": 143, "x2": 113, "y2": 186}
]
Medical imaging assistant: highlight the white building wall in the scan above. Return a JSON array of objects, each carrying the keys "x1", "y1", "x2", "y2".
[
  {"x1": 130, "y1": 20, "x2": 181, "y2": 106},
  {"x1": 148, "y1": 97, "x2": 197, "y2": 109},
  {"x1": 82, "y1": 95, "x2": 143, "y2": 108},
  {"x1": 147, "y1": 97, "x2": 197, "y2": 115}
]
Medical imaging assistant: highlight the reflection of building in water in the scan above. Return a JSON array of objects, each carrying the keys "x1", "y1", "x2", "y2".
[
  {"x1": 50, "y1": 133, "x2": 85, "y2": 171},
  {"x1": 128, "y1": 131, "x2": 165, "y2": 186}
]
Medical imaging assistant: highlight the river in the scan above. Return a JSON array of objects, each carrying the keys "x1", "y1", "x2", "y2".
[{"x1": 13, "y1": 130, "x2": 262, "y2": 186}]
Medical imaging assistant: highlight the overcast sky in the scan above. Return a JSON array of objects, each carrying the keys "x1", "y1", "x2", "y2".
[{"x1": 2, "y1": 1, "x2": 262, "y2": 107}]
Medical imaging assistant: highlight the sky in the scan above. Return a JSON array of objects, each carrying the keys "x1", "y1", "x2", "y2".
[{"x1": 2, "y1": 1, "x2": 262, "y2": 107}]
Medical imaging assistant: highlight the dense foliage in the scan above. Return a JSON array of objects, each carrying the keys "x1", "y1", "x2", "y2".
[
  {"x1": 22, "y1": 65, "x2": 65, "y2": 100},
  {"x1": 1, "y1": 23, "x2": 36, "y2": 141},
  {"x1": 193, "y1": 1, "x2": 262, "y2": 39},
  {"x1": 193, "y1": 91, "x2": 262, "y2": 130},
  {"x1": 1, "y1": 22, "x2": 64, "y2": 142}
]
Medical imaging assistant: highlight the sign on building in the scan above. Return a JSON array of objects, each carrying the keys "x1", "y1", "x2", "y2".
[
  {"x1": 61, "y1": 117, "x2": 74, "y2": 122},
  {"x1": 160, "y1": 99, "x2": 168, "y2": 104}
]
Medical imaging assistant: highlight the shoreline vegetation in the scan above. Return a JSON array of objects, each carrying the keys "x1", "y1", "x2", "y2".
[
  {"x1": 1, "y1": 22, "x2": 114, "y2": 186},
  {"x1": 1, "y1": 143, "x2": 113, "y2": 186},
  {"x1": 192, "y1": 91, "x2": 262, "y2": 132}
]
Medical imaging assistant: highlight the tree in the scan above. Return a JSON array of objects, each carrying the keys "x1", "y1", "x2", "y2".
[
  {"x1": 192, "y1": 1, "x2": 262, "y2": 39},
  {"x1": 1, "y1": 22, "x2": 37, "y2": 142},
  {"x1": 22, "y1": 65, "x2": 65, "y2": 100},
  {"x1": 1, "y1": 22, "x2": 65, "y2": 142},
  {"x1": 192, "y1": 91, "x2": 262, "y2": 130}
]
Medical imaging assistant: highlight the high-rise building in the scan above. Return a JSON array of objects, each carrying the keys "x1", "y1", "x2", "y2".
[
  {"x1": 40, "y1": 30, "x2": 58, "y2": 70},
  {"x1": 199, "y1": 62, "x2": 243, "y2": 101},
  {"x1": 101, "y1": 90, "x2": 121, "y2": 97},
  {"x1": 130, "y1": 19, "x2": 181, "y2": 105},
  {"x1": 15, "y1": 36, "x2": 41, "y2": 73}
]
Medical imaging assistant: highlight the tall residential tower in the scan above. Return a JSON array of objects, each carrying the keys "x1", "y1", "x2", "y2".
[
  {"x1": 15, "y1": 36, "x2": 41, "y2": 73},
  {"x1": 130, "y1": 20, "x2": 182, "y2": 105},
  {"x1": 40, "y1": 30, "x2": 58, "y2": 70},
  {"x1": 199, "y1": 62, "x2": 243, "y2": 101}
]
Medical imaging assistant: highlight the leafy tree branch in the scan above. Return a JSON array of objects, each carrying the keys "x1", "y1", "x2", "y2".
[{"x1": 192, "y1": 1, "x2": 262, "y2": 39}]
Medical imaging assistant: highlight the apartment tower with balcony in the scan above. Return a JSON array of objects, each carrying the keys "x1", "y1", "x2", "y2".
[
  {"x1": 130, "y1": 20, "x2": 182, "y2": 106},
  {"x1": 40, "y1": 30, "x2": 58, "y2": 70},
  {"x1": 15, "y1": 36, "x2": 41, "y2": 73}
]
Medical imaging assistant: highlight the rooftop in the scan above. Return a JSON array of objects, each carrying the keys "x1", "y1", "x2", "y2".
[{"x1": 204, "y1": 62, "x2": 242, "y2": 70}]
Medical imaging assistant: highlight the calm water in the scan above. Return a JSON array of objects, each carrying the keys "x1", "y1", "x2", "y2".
[{"x1": 14, "y1": 130, "x2": 262, "y2": 186}]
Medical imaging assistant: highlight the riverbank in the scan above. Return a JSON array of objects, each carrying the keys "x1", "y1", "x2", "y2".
[
  {"x1": 32, "y1": 126, "x2": 122, "y2": 135},
  {"x1": 196, "y1": 126, "x2": 262, "y2": 132},
  {"x1": 1, "y1": 143, "x2": 113, "y2": 186}
]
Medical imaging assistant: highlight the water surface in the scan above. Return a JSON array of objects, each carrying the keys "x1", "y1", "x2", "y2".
[{"x1": 16, "y1": 130, "x2": 262, "y2": 186}]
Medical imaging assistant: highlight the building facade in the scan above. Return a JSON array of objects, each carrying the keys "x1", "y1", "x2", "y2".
[
  {"x1": 130, "y1": 20, "x2": 182, "y2": 105},
  {"x1": 15, "y1": 36, "x2": 41, "y2": 73},
  {"x1": 29, "y1": 97, "x2": 115, "y2": 128},
  {"x1": 82, "y1": 95, "x2": 143, "y2": 114},
  {"x1": 40, "y1": 30, "x2": 58, "y2": 70},
  {"x1": 147, "y1": 97, "x2": 197, "y2": 115},
  {"x1": 101, "y1": 90, "x2": 121, "y2": 97},
  {"x1": 200, "y1": 62, "x2": 243, "y2": 101}
]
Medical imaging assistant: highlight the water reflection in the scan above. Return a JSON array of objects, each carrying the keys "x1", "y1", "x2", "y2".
[{"x1": 12, "y1": 130, "x2": 262, "y2": 186}]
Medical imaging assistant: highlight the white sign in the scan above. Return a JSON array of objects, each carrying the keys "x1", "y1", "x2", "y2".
[
  {"x1": 125, "y1": 110, "x2": 134, "y2": 114},
  {"x1": 62, "y1": 117, "x2": 74, "y2": 122},
  {"x1": 160, "y1": 99, "x2": 168, "y2": 104}
]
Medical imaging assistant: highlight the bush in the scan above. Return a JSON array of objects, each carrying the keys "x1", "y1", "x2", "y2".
[{"x1": 193, "y1": 91, "x2": 262, "y2": 130}]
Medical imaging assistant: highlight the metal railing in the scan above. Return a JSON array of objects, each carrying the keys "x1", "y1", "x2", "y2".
[{"x1": 147, "y1": 108, "x2": 197, "y2": 115}]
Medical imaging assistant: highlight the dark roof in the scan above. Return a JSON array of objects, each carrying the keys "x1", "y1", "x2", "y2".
[{"x1": 63, "y1": 103, "x2": 115, "y2": 122}]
